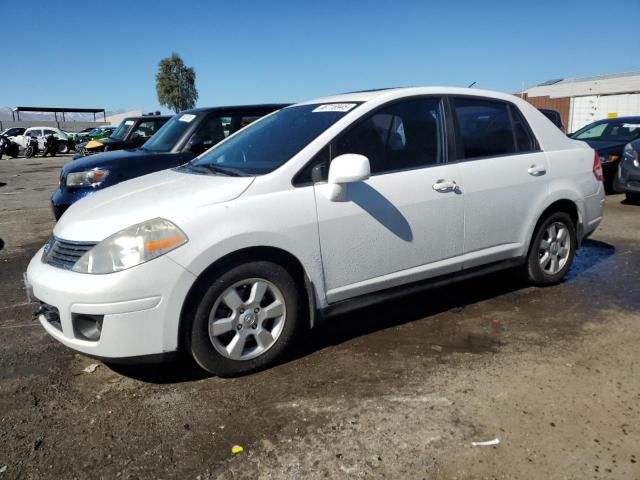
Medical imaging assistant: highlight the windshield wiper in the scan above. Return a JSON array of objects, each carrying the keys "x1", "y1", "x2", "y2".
[{"x1": 195, "y1": 164, "x2": 247, "y2": 177}]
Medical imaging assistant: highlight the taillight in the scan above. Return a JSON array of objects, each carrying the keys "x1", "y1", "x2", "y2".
[{"x1": 593, "y1": 151, "x2": 603, "y2": 182}]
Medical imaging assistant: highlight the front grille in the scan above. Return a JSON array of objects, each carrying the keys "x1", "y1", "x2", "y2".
[{"x1": 42, "y1": 236, "x2": 97, "y2": 270}]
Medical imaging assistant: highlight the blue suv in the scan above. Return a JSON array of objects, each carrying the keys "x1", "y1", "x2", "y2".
[{"x1": 51, "y1": 104, "x2": 288, "y2": 219}]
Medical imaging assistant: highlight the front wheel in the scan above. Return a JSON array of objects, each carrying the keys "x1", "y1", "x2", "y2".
[
  {"x1": 625, "y1": 193, "x2": 640, "y2": 204},
  {"x1": 187, "y1": 261, "x2": 302, "y2": 377},
  {"x1": 57, "y1": 142, "x2": 69, "y2": 154},
  {"x1": 524, "y1": 212, "x2": 577, "y2": 286}
]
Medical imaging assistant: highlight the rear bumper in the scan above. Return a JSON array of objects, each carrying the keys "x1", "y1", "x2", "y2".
[{"x1": 581, "y1": 183, "x2": 606, "y2": 239}]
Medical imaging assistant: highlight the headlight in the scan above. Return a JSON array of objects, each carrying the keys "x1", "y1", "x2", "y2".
[
  {"x1": 66, "y1": 169, "x2": 109, "y2": 187},
  {"x1": 623, "y1": 143, "x2": 639, "y2": 168},
  {"x1": 72, "y1": 218, "x2": 188, "y2": 274}
]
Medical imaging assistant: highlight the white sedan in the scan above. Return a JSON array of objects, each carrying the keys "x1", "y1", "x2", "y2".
[{"x1": 26, "y1": 86, "x2": 605, "y2": 376}]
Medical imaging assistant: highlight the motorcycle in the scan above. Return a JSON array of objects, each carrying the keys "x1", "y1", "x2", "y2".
[
  {"x1": 24, "y1": 136, "x2": 39, "y2": 158},
  {"x1": 0, "y1": 135, "x2": 19, "y2": 160}
]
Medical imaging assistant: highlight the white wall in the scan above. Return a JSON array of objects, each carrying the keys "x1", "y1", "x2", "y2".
[{"x1": 570, "y1": 93, "x2": 640, "y2": 132}]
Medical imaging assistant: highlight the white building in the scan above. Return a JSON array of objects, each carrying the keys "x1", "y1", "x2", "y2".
[{"x1": 522, "y1": 72, "x2": 640, "y2": 133}]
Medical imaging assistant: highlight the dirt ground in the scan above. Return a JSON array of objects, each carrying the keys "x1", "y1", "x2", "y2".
[{"x1": 0, "y1": 156, "x2": 638, "y2": 479}]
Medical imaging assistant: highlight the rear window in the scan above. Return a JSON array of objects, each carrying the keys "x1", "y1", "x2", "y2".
[
  {"x1": 452, "y1": 98, "x2": 537, "y2": 160},
  {"x1": 452, "y1": 98, "x2": 515, "y2": 159}
]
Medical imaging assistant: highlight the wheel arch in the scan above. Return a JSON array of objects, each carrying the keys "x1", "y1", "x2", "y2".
[
  {"x1": 177, "y1": 246, "x2": 317, "y2": 352},
  {"x1": 527, "y1": 198, "x2": 582, "y2": 257}
]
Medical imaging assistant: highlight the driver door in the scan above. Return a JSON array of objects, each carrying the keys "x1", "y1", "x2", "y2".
[{"x1": 313, "y1": 97, "x2": 465, "y2": 303}]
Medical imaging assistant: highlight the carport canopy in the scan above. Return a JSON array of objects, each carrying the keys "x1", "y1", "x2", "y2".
[{"x1": 12, "y1": 107, "x2": 106, "y2": 122}]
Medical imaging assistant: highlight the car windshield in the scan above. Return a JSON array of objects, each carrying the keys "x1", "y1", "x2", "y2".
[
  {"x1": 573, "y1": 120, "x2": 640, "y2": 142},
  {"x1": 142, "y1": 113, "x2": 197, "y2": 152},
  {"x1": 110, "y1": 120, "x2": 135, "y2": 140},
  {"x1": 184, "y1": 103, "x2": 358, "y2": 176}
]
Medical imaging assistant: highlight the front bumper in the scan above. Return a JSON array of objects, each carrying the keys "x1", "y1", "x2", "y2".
[
  {"x1": 614, "y1": 162, "x2": 640, "y2": 194},
  {"x1": 26, "y1": 246, "x2": 197, "y2": 359}
]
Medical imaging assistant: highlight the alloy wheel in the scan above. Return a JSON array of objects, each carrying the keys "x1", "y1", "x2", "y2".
[
  {"x1": 208, "y1": 278, "x2": 286, "y2": 361},
  {"x1": 538, "y1": 221, "x2": 571, "y2": 275}
]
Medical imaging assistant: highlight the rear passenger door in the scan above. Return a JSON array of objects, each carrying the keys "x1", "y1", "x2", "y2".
[{"x1": 449, "y1": 96, "x2": 549, "y2": 267}]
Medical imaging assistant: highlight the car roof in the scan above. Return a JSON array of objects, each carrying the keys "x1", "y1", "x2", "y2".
[
  {"x1": 180, "y1": 104, "x2": 291, "y2": 114},
  {"x1": 293, "y1": 86, "x2": 527, "y2": 106},
  {"x1": 123, "y1": 115, "x2": 172, "y2": 121},
  {"x1": 592, "y1": 116, "x2": 640, "y2": 123}
]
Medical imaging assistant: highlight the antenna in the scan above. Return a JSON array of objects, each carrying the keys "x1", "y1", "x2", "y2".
[{"x1": 467, "y1": 81, "x2": 476, "y2": 88}]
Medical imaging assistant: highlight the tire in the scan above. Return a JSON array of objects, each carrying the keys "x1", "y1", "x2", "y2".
[
  {"x1": 25, "y1": 146, "x2": 35, "y2": 158},
  {"x1": 187, "y1": 261, "x2": 302, "y2": 377},
  {"x1": 625, "y1": 193, "x2": 640, "y2": 203},
  {"x1": 524, "y1": 211, "x2": 577, "y2": 286},
  {"x1": 57, "y1": 142, "x2": 69, "y2": 154}
]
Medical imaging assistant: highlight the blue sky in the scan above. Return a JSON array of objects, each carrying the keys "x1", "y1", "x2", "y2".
[{"x1": 1, "y1": 0, "x2": 638, "y2": 113}]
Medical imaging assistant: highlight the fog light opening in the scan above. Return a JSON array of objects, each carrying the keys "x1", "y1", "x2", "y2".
[{"x1": 73, "y1": 315, "x2": 103, "y2": 341}]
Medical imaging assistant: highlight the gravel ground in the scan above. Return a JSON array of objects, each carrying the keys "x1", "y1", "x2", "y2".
[{"x1": 0, "y1": 155, "x2": 639, "y2": 479}]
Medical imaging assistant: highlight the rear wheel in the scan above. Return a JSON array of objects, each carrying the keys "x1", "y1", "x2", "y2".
[
  {"x1": 187, "y1": 261, "x2": 301, "y2": 377},
  {"x1": 57, "y1": 142, "x2": 69, "y2": 154},
  {"x1": 524, "y1": 212, "x2": 577, "y2": 286}
]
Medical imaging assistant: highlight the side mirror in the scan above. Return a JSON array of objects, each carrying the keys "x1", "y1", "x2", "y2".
[{"x1": 326, "y1": 153, "x2": 370, "y2": 201}]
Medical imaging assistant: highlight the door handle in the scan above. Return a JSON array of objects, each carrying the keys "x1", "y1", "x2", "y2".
[
  {"x1": 432, "y1": 179, "x2": 459, "y2": 193},
  {"x1": 528, "y1": 165, "x2": 546, "y2": 176}
]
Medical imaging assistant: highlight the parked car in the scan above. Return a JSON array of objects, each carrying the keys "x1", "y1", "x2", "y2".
[
  {"x1": 13, "y1": 127, "x2": 72, "y2": 153},
  {"x1": 570, "y1": 116, "x2": 640, "y2": 191},
  {"x1": 51, "y1": 104, "x2": 288, "y2": 219},
  {"x1": 75, "y1": 115, "x2": 170, "y2": 156},
  {"x1": 67, "y1": 126, "x2": 114, "y2": 144},
  {"x1": 539, "y1": 108, "x2": 565, "y2": 132},
  {"x1": 614, "y1": 139, "x2": 640, "y2": 202},
  {"x1": 0, "y1": 127, "x2": 26, "y2": 138},
  {"x1": 26, "y1": 87, "x2": 604, "y2": 377}
]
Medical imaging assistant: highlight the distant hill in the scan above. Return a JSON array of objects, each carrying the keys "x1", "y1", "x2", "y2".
[{"x1": 0, "y1": 107, "x2": 128, "y2": 121}]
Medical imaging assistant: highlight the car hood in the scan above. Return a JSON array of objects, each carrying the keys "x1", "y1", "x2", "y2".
[
  {"x1": 85, "y1": 137, "x2": 125, "y2": 149},
  {"x1": 54, "y1": 169, "x2": 255, "y2": 242},
  {"x1": 63, "y1": 148, "x2": 164, "y2": 172}
]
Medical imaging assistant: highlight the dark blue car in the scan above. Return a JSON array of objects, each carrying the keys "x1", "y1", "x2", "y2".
[{"x1": 51, "y1": 104, "x2": 288, "y2": 219}]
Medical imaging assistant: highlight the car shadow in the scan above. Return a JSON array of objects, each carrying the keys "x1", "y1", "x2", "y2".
[
  {"x1": 349, "y1": 182, "x2": 413, "y2": 242},
  {"x1": 110, "y1": 239, "x2": 615, "y2": 383}
]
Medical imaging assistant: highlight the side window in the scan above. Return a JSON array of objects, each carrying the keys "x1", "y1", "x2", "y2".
[
  {"x1": 193, "y1": 115, "x2": 231, "y2": 146},
  {"x1": 332, "y1": 97, "x2": 443, "y2": 174},
  {"x1": 43, "y1": 129, "x2": 56, "y2": 136},
  {"x1": 294, "y1": 145, "x2": 330, "y2": 185},
  {"x1": 509, "y1": 105, "x2": 538, "y2": 153},
  {"x1": 452, "y1": 98, "x2": 515, "y2": 159},
  {"x1": 239, "y1": 115, "x2": 260, "y2": 128},
  {"x1": 187, "y1": 115, "x2": 231, "y2": 156},
  {"x1": 28, "y1": 130, "x2": 42, "y2": 137},
  {"x1": 132, "y1": 120, "x2": 160, "y2": 139}
]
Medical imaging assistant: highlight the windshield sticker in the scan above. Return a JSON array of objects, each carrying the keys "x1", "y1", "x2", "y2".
[
  {"x1": 124, "y1": 120, "x2": 134, "y2": 126},
  {"x1": 179, "y1": 114, "x2": 196, "y2": 123},
  {"x1": 313, "y1": 103, "x2": 357, "y2": 113}
]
